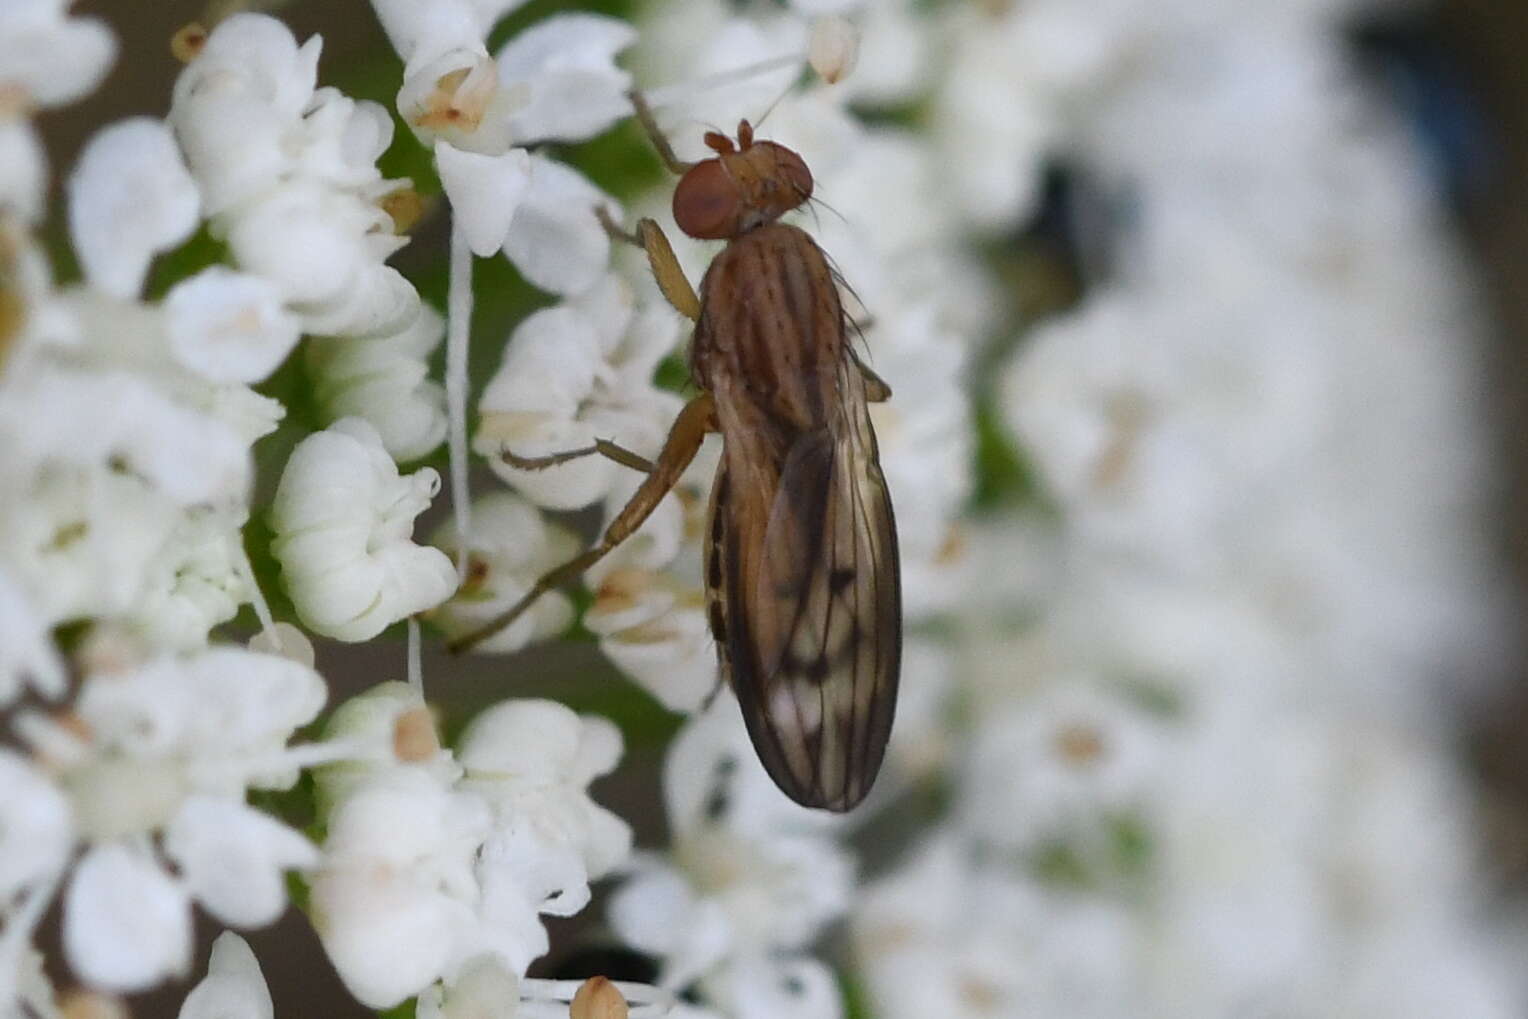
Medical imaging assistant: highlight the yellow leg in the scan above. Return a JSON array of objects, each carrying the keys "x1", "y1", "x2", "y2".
[
  {"x1": 599, "y1": 207, "x2": 701, "y2": 322},
  {"x1": 449, "y1": 393, "x2": 717, "y2": 654}
]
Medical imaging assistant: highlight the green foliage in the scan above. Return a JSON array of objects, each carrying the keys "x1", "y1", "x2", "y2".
[
  {"x1": 145, "y1": 225, "x2": 230, "y2": 301},
  {"x1": 840, "y1": 969, "x2": 874, "y2": 1019},
  {"x1": 970, "y1": 394, "x2": 1037, "y2": 511}
]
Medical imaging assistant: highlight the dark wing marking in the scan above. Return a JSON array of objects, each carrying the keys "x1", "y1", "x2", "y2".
[
  {"x1": 704, "y1": 460, "x2": 731, "y2": 670},
  {"x1": 719, "y1": 360, "x2": 901, "y2": 811}
]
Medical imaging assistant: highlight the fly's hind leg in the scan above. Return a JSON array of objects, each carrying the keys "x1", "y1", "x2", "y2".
[
  {"x1": 598, "y1": 206, "x2": 700, "y2": 322},
  {"x1": 449, "y1": 393, "x2": 717, "y2": 654}
]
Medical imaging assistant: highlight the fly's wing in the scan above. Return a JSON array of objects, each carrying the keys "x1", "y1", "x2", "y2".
[{"x1": 714, "y1": 362, "x2": 901, "y2": 811}]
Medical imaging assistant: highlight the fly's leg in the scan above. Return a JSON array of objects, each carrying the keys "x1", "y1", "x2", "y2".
[
  {"x1": 597, "y1": 207, "x2": 700, "y2": 322},
  {"x1": 448, "y1": 393, "x2": 717, "y2": 654},
  {"x1": 501, "y1": 438, "x2": 655, "y2": 474},
  {"x1": 628, "y1": 89, "x2": 694, "y2": 175},
  {"x1": 848, "y1": 346, "x2": 892, "y2": 403}
]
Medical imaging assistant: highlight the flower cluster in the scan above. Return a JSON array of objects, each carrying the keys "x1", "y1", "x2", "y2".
[
  {"x1": 3, "y1": 0, "x2": 1523, "y2": 1015},
  {"x1": 0, "y1": 3, "x2": 646, "y2": 1013},
  {"x1": 310, "y1": 686, "x2": 629, "y2": 1008}
]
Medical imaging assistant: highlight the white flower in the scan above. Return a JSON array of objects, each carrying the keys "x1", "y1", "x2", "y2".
[
  {"x1": 457, "y1": 702, "x2": 632, "y2": 922},
  {"x1": 477, "y1": 274, "x2": 681, "y2": 509},
  {"x1": 957, "y1": 683, "x2": 1164, "y2": 851},
  {"x1": 581, "y1": 450, "x2": 720, "y2": 713},
  {"x1": 375, "y1": 1, "x2": 631, "y2": 278},
  {"x1": 806, "y1": 16, "x2": 857, "y2": 85},
  {"x1": 38, "y1": 646, "x2": 324, "y2": 991},
  {"x1": 428, "y1": 492, "x2": 580, "y2": 654},
  {"x1": 0, "y1": 0, "x2": 116, "y2": 109},
  {"x1": 314, "y1": 694, "x2": 629, "y2": 1007},
  {"x1": 860, "y1": 297, "x2": 973, "y2": 620},
  {"x1": 608, "y1": 699, "x2": 851, "y2": 989},
  {"x1": 63, "y1": 843, "x2": 193, "y2": 991},
  {"x1": 0, "y1": 366, "x2": 251, "y2": 508},
  {"x1": 169, "y1": 14, "x2": 323, "y2": 216},
  {"x1": 1142, "y1": 707, "x2": 1333, "y2": 1017},
  {"x1": 417, "y1": 962, "x2": 672, "y2": 1019},
  {"x1": 434, "y1": 142, "x2": 533, "y2": 255},
  {"x1": 221, "y1": 178, "x2": 417, "y2": 338},
  {"x1": 701, "y1": 956, "x2": 842, "y2": 1019},
  {"x1": 839, "y1": 0, "x2": 931, "y2": 106},
  {"x1": 310, "y1": 769, "x2": 492, "y2": 1009},
  {"x1": 269, "y1": 418, "x2": 458, "y2": 641},
  {"x1": 852, "y1": 834, "x2": 1135, "y2": 1019},
  {"x1": 930, "y1": 0, "x2": 1123, "y2": 232},
  {"x1": 307, "y1": 304, "x2": 450, "y2": 462},
  {"x1": 63, "y1": 646, "x2": 326, "y2": 805},
  {"x1": 1001, "y1": 285, "x2": 1329, "y2": 573},
  {"x1": 163, "y1": 796, "x2": 318, "y2": 926},
  {"x1": 0, "y1": 571, "x2": 65, "y2": 704},
  {"x1": 585, "y1": 573, "x2": 715, "y2": 713},
  {"x1": 396, "y1": 48, "x2": 516, "y2": 155},
  {"x1": 417, "y1": 955, "x2": 521, "y2": 1019},
  {"x1": 628, "y1": 4, "x2": 807, "y2": 163},
  {"x1": 170, "y1": 15, "x2": 419, "y2": 338},
  {"x1": 314, "y1": 681, "x2": 460, "y2": 814},
  {"x1": 165, "y1": 268, "x2": 301, "y2": 384},
  {"x1": 496, "y1": 15, "x2": 636, "y2": 144},
  {"x1": 0, "y1": 750, "x2": 72, "y2": 904},
  {"x1": 0, "y1": 463, "x2": 181, "y2": 625},
  {"x1": 501, "y1": 155, "x2": 622, "y2": 296},
  {"x1": 178, "y1": 932, "x2": 273, "y2": 1019},
  {"x1": 0, "y1": 117, "x2": 48, "y2": 225},
  {"x1": 67, "y1": 117, "x2": 200, "y2": 299},
  {"x1": 379, "y1": 1, "x2": 633, "y2": 148},
  {"x1": 128, "y1": 507, "x2": 252, "y2": 652},
  {"x1": 247, "y1": 622, "x2": 316, "y2": 668}
]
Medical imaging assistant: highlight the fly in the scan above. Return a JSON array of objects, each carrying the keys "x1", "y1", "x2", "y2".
[{"x1": 450, "y1": 92, "x2": 901, "y2": 812}]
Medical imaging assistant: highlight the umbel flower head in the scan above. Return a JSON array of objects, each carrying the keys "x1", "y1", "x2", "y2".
[{"x1": 0, "y1": 0, "x2": 1522, "y2": 1016}]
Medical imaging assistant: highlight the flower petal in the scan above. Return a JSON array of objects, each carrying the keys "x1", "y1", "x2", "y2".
[
  {"x1": 501, "y1": 155, "x2": 617, "y2": 295},
  {"x1": 164, "y1": 797, "x2": 318, "y2": 927},
  {"x1": 435, "y1": 142, "x2": 532, "y2": 256},
  {"x1": 497, "y1": 15, "x2": 636, "y2": 143},
  {"x1": 68, "y1": 117, "x2": 200, "y2": 299},
  {"x1": 177, "y1": 932, "x2": 274, "y2": 1019},
  {"x1": 166, "y1": 267, "x2": 302, "y2": 384},
  {"x1": 65, "y1": 844, "x2": 192, "y2": 992}
]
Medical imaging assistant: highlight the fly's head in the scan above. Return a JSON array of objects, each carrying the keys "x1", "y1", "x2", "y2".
[{"x1": 671, "y1": 119, "x2": 813, "y2": 240}]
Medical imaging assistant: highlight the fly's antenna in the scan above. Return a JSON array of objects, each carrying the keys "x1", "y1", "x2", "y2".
[{"x1": 750, "y1": 75, "x2": 795, "y2": 133}]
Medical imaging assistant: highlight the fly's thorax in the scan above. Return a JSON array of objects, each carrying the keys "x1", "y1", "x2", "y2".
[{"x1": 691, "y1": 223, "x2": 846, "y2": 432}]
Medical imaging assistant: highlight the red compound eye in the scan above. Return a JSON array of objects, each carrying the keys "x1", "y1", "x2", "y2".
[
  {"x1": 760, "y1": 143, "x2": 812, "y2": 204},
  {"x1": 673, "y1": 159, "x2": 743, "y2": 239}
]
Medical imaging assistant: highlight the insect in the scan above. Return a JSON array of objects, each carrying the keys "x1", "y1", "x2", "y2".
[{"x1": 450, "y1": 92, "x2": 901, "y2": 812}]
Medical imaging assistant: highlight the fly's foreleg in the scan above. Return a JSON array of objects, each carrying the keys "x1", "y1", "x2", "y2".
[
  {"x1": 628, "y1": 89, "x2": 695, "y2": 176},
  {"x1": 449, "y1": 393, "x2": 717, "y2": 654},
  {"x1": 598, "y1": 207, "x2": 700, "y2": 322}
]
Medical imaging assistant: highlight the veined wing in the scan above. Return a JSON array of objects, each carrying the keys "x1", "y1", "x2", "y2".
[{"x1": 709, "y1": 359, "x2": 901, "y2": 811}]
